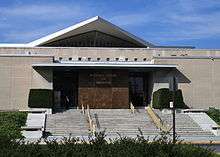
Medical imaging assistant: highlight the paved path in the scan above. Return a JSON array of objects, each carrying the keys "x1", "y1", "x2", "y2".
[
  {"x1": 187, "y1": 112, "x2": 218, "y2": 132},
  {"x1": 154, "y1": 110, "x2": 216, "y2": 139},
  {"x1": 22, "y1": 113, "x2": 45, "y2": 139}
]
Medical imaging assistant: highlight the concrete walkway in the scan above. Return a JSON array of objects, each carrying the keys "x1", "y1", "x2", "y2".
[
  {"x1": 187, "y1": 112, "x2": 218, "y2": 133},
  {"x1": 22, "y1": 113, "x2": 46, "y2": 139},
  {"x1": 154, "y1": 109, "x2": 216, "y2": 139}
]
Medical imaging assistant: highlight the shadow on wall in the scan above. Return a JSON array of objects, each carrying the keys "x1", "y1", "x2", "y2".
[
  {"x1": 33, "y1": 67, "x2": 53, "y2": 83},
  {"x1": 148, "y1": 68, "x2": 191, "y2": 104},
  {"x1": 175, "y1": 69, "x2": 191, "y2": 84}
]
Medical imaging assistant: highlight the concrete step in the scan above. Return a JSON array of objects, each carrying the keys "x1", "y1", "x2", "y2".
[{"x1": 45, "y1": 110, "x2": 89, "y2": 137}]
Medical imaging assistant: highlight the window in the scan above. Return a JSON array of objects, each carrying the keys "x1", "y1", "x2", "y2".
[
  {"x1": 134, "y1": 58, "x2": 138, "y2": 61},
  {"x1": 59, "y1": 57, "x2": 62, "y2": 61},
  {"x1": 106, "y1": 58, "x2": 110, "y2": 61},
  {"x1": 78, "y1": 57, "x2": 82, "y2": 61},
  {"x1": 88, "y1": 57, "x2": 91, "y2": 61},
  {"x1": 125, "y1": 58, "x2": 128, "y2": 61},
  {"x1": 97, "y1": 58, "x2": 101, "y2": 61},
  {"x1": 69, "y1": 57, "x2": 72, "y2": 61},
  {"x1": 115, "y1": 58, "x2": 119, "y2": 61},
  {"x1": 143, "y1": 58, "x2": 147, "y2": 61}
]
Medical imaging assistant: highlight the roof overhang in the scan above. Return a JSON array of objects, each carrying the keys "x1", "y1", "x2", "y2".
[
  {"x1": 32, "y1": 61, "x2": 177, "y2": 69},
  {"x1": 27, "y1": 16, "x2": 153, "y2": 47}
]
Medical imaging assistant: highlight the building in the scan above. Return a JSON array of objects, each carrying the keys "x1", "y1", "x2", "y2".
[{"x1": 0, "y1": 16, "x2": 219, "y2": 111}]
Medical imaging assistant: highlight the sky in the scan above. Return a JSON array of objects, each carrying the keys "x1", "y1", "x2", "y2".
[{"x1": 0, "y1": 0, "x2": 220, "y2": 49}]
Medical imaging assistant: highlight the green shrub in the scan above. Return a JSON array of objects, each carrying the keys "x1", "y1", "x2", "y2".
[
  {"x1": 174, "y1": 90, "x2": 186, "y2": 108},
  {"x1": 152, "y1": 88, "x2": 187, "y2": 109},
  {"x1": 0, "y1": 131, "x2": 217, "y2": 157},
  {"x1": 28, "y1": 89, "x2": 53, "y2": 108},
  {"x1": 0, "y1": 112, "x2": 27, "y2": 139},
  {"x1": 207, "y1": 108, "x2": 220, "y2": 125},
  {"x1": 152, "y1": 88, "x2": 171, "y2": 109}
]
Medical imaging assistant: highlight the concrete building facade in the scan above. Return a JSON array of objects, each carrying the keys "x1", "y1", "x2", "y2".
[{"x1": 0, "y1": 16, "x2": 219, "y2": 111}]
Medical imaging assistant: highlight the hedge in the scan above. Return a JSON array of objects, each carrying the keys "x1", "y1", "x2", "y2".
[
  {"x1": 28, "y1": 89, "x2": 53, "y2": 108},
  {"x1": 207, "y1": 107, "x2": 220, "y2": 125},
  {"x1": 152, "y1": 88, "x2": 187, "y2": 109},
  {"x1": 0, "y1": 112, "x2": 27, "y2": 139},
  {"x1": 0, "y1": 131, "x2": 217, "y2": 157}
]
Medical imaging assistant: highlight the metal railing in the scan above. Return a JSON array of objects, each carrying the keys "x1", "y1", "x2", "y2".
[
  {"x1": 81, "y1": 104, "x2": 85, "y2": 114},
  {"x1": 86, "y1": 105, "x2": 96, "y2": 135},
  {"x1": 146, "y1": 106, "x2": 171, "y2": 132},
  {"x1": 130, "y1": 102, "x2": 135, "y2": 114}
]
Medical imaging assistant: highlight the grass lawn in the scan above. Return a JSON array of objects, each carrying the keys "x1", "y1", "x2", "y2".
[
  {"x1": 207, "y1": 108, "x2": 220, "y2": 125},
  {"x1": 0, "y1": 112, "x2": 27, "y2": 139}
]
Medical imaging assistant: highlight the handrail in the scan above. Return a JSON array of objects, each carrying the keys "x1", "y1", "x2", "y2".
[
  {"x1": 130, "y1": 102, "x2": 135, "y2": 114},
  {"x1": 81, "y1": 104, "x2": 85, "y2": 114},
  {"x1": 86, "y1": 105, "x2": 96, "y2": 135},
  {"x1": 146, "y1": 106, "x2": 171, "y2": 132}
]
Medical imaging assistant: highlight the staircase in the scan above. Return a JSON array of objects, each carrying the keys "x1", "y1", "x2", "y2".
[
  {"x1": 45, "y1": 109, "x2": 88, "y2": 137},
  {"x1": 154, "y1": 110, "x2": 214, "y2": 138},
  {"x1": 90, "y1": 109, "x2": 160, "y2": 138}
]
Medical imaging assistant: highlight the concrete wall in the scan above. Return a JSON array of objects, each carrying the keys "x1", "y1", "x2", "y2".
[
  {"x1": 0, "y1": 47, "x2": 154, "y2": 62},
  {"x1": 154, "y1": 58, "x2": 220, "y2": 109},
  {"x1": 0, "y1": 55, "x2": 53, "y2": 110},
  {"x1": 0, "y1": 47, "x2": 220, "y2": 109},
  {"x1": 1, "y1": 47, "x2": 220, "y2": 61}
]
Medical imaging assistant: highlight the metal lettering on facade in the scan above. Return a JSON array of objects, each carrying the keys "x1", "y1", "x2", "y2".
[{"x1": 89, "y1": 73, "x2": 117, "y2": 85}]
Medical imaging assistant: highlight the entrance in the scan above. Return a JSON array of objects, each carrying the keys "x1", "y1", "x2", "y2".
[
  {"x1": 129, "y1": 72, "x2": 148, "y2": 107},
  {"x1": 53, "y1": 70, "x2": 78, "y2": 110}
]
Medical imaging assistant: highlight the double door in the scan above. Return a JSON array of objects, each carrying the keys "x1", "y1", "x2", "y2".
[{"x1": 53, "y1": 71, "x2": 78, "y2": 109}]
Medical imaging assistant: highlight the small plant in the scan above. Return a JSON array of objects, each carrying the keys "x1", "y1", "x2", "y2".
[
  {"x1": 207, "y1": 107, "x2": 220, "y2": 125},
  {"x1": 0, "y1": 131, "x2": 218, "y2": 157}
]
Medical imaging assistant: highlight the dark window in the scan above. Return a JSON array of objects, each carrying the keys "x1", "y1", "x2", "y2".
[
  {"x1": 143, "y1": 58, "x2": 147, "y2": 61},
  {"x1": 125, "y1": 58, "x2": 128, "y2": 61},
  {"x1": 97, "y1": 58, "x2": 101, "y2": 61},
  {"x1": 59, "y1": 57, "x2": 62, "y2": 61},
  {"x1": 115, "y1": 58, "x2": 119, "y2": 61},
  {"x1": 69, "y1": 57, "x2": 72, "y2": 61},
  {"x1": 91, "y1": 41, "x2": 94, "y2": 46},
  {"x1": 106, "y1": 58, "x2": 110, "y2": 61},
  {"x1": 78, "y1": 57, "x2": 82, "y2": 61},
  {"x1": 134, "y1": 58, "x2": 138, "y2": 61},
  {"x1": 88, "y1": 57, "x2": 91, "y2": 61}
]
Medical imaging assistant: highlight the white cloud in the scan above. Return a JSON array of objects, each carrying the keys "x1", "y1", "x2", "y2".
[
  {"x1": 1, "y1": 0, "x2": 220, "y2": 44},
  {"x1": 1, "y1": 24, "x2": 66, "y2": 43},
  {"x1": 0, "y1": 3, "x2": 95, "y2": 43},
  {"x1": 109, "y1": 0, "x2": 220, "y2": 42},
  {"x1": 109, "y1": 13, "x2": 153, "y2": 26},
  {"x1": 0, "y1": 4, "x2": 88, "y2": 21}
]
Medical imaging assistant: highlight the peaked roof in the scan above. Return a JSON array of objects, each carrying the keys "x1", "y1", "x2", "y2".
[{"x1": 27, "y1": 16, "x2": 154, "y2": 47}]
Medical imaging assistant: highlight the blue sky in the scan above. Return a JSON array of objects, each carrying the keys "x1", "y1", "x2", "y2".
[{"x1": 0, "y1": 0, "x2": 220, "y2": 48}]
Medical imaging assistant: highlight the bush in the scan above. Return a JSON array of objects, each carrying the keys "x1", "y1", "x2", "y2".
[
  {"x1": 0, "y1": 112, "x2": 27, "y2": 139},
  {"x1": 207, "y1": 108, "x2": 220, "y2": 125},
  {"x1": 152, "y1": 88, "x2": 187, "y2": 109},
  {"x1": 152, "y1": 88, "x2": 171, "y2": 109},
  {"x1": 0, "y1": 131, "x2": 217, "y2": 157},
  {"x1": 28, "y1": 89, "x2": 53, "y2": 108}
]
